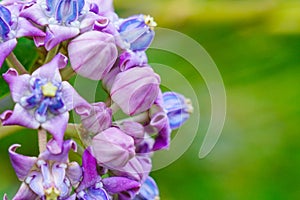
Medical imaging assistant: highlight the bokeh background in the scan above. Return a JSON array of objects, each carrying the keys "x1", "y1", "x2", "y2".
[{"x1": 1, "y1": 0, "x2": 300, "y2": 199}]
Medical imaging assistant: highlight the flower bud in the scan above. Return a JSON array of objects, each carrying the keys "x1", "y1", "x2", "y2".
[
  {"x1": 68, "y1": 31, "x2": 118, "y2": 80},
  {"x1": 117, "y1": 14, "x2": 156, "y2": 51},
  {"x1": 162, "y1": 92, "x2": 193, "y2": 129},
  {"x1": 111, "y1": 67, "x2": 160, "y2": 116},
  {"x1": 91, "y1": 127, "x2": 135, "y2": 169},
  {"x1": 81, "y1": 102, "x2": 112, "y2": 134}
]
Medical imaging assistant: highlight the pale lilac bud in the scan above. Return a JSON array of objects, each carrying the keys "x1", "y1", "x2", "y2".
[
  {"x1": 111, "y1": 67, "x2": 161, "y2": 116},
  {"x1": 91, "y1": 127, "x2": 135, "y2": 169},
  {"x1": 68, "y1": 31, "x2": 118, "y2": 80},
  {"x1": 80, "y1": 102, "x2": 112, "y2": 134}
]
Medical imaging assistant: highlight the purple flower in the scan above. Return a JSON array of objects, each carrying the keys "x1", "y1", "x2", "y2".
[
  {"x1": 162, "y1": 91, "x2": 193, "y2": 129},
  {"x1": 147, "y1": 104, "x2": 171, "y2": 151},
  {"x1": 0, "y1": 4, "x2": 45, "y2": 67},
  {"x1": 0, "y1": 53, "x2": 89, "y2": 153},
  {"x1": 116, "y1": 14, "x2": 157, "y2": 51},
  {"x1": 20, "y1": 0, "x2": 103, "y2": 50},
  {"x1": 68, "y1": 30, "x2": 118, "y2": 80},
  {"x1": 8, "y1": 140, "x2": 82, "y2": 200},
  {"x1": 111, "y1": 67, "x2": 161, "y2": 116},
  {"x1": 76, "y1": 149, "x2": 140, "y2": 200},
  {"x1": 78, "y1": 102, "x2": 112, "y2": 134},
  {"x1": 119, "y1": 50, "x2": 148, "y2": 71},
  {"x1": 134, "y1": 176, "x2": 159, "y2": 200},
  {"x1": 91, "y1": 127, "x2": 136, "y2": 169}
]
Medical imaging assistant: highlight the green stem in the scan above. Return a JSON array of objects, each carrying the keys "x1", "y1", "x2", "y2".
[
  {"x1": 44, "y1": 44, "x2": 60, "y2": 64},
  {"x1": 6, "y1": 52, "x2": 28, "y2": 74},
  {"x1": 61, "y1": 66, "x2": 76, "y2": 81},
  {"x1": 113, "y1": 111, "x2": 149, "y2": 125}
]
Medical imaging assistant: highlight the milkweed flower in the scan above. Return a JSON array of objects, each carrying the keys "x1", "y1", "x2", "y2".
[
  {"x1": 0, "y1": 4, "x2": 45, "y2": 67},
  {"x1": 8, "y1": 140, "x2": 82, "y2": 200},
  {"x1": 111, "y1": 67, "x2": 161, "y2": 116},
  {"x1": 68, "y1": 30, "x2": 118, "y2": 80},
  {"x1": 20, "y1": 0, "x2": 104, "y2": 50},
  {"x1": 78, "y1": 102, "x2": 112, "y2": 134},
  {"x1": 91, "y1": 127, "x2": 136, "y2": 169},
  {"x1": 162, "y1": 91, "x2": 193, "y2": 129},
  {"x1": 116, "y1": 14, "x2": 156, "y2": 51},
  {"x1": 133, "y1": 176, "x2": 159, "y2": 200},
  {"x1": 0, "y1": 53, "x2": 89, "y2": 153},
  {"x1": 76, "y1": 149, "x2": 140, "y2": 200}
]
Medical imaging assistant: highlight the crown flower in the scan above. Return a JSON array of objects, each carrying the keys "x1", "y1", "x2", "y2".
[{"x1": 0, "y1": 1, "x2": 194, "y2": 199}]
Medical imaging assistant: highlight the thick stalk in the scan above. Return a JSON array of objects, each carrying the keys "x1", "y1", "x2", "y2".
[
  {"x1": 38, "y1": 128, "x2": 47, "y2": 153},
  {"x1": 44, "y1": 44, "x2": 60, "y2": 64},
  {"x1": 6, "y1": 52, "x2": 28, "y2": 74}
]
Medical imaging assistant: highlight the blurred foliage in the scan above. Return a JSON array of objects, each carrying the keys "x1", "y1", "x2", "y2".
[{"x1": 1, "y1": 0, "x2": 300, "y2": 199}]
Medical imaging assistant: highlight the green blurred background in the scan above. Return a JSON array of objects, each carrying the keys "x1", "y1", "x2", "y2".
[{"x1": 1, "y1": 0, "x2": 300, "y2": 199}]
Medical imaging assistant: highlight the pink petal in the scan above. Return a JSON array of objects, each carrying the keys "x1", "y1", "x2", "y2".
[
  {"x1": 20, "y1": 3, "x2": 48, "y2": 26},
  {"x1": 16, "y1": 17, "x2": 45, "y2": 38}
]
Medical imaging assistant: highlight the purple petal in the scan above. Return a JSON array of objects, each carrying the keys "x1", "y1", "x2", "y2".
[
  {"x1": 102, "y1": 66, "x2": 120, "y2": 92},
  {"x1": 45, "y1": 25, "x2": 80, "y2": 51},
  {"x1": 102, "y1": 177, "x2": 140, "y2": 194},
  {"x1": 27, "y1": 171, "x2": 45, "y2": 197},
  {"x1": 61, "y1": 81, "x2": 90, "y2": 112},
  {"x1": 8, "y1": 144, "x2": 37, "y2": 181},
  {"x1": 80, "y1": 102, "x2": 112, "y2": 134},
  {"x1": 32, "y1": 53, "x2": 67, "y2": 82},
  {"x1": 41, "y1": 139, "x2": 77, "y2": 162},
  {"x1": 1, "y1": 103, "x2": 40, "y2": 129},
  {"x1": 41, "y1": 112, "x2": 69, "y2": 154},
  {"x1": 20, "y1": 3, "x2": 48, "y2": 26},
  {"x1": 12, "y1": 182, "x2": 38, "y2": 200},
  {"x1": 68, "y1": 31, "x2": 118, "y2": 80},
  {"x1": 119, "y1": 121, "x2": 145, "y2": 142},
  {"x1": 66, "y1": 161, "x2": 82, "y2": 186},
  {"x1": 91, "y1": 127, "x2": 136, "y2": 169},
  {"x1": 16, "y1": 17, "x2": 45, "y2": 38},
  {"x1": 2, "y1": 68, "x2": 31, "y2": 102},
  {"x1": 0, "y1": 38, "x2": 17, "y2": 67},
  {"x1": 77, "y1": 149, "x2": 100, "y2": 191},
  {"x1": 119, "y1": 51, "x2": 148, "y2": 71},
  {"x1": 111, "y1": 156, "x2": 152, "y2": 182}
]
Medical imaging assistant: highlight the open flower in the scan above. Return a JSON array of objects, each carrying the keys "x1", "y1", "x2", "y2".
[
  {"x1": 0, "y1": 4, "x2": 45, "y2": 67},
  {"x1": 133, "y1": 176, "x2": 160, "y2": 200},
  {"x1": 8, "y1": 140, "x2": 82, "y2": 200},
  {"x1": 76, "y1": 149, "x2": 140, "y2": 200},
  {"x1": 0, "y1": 53, "x2": 89, "y2": 153},
  {"x1": 20, "y1": 0, "x2": 104, "y2": 50}
]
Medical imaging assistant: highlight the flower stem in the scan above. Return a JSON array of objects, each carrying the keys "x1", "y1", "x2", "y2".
[
  {"x1": 113, "y1": 111, "x2": 149, "y2": 125},
  {"x1": 61, "y1": 66, "x2": 76, "y2": 81},
  {"x1": 6, "y1": 52, "x2": 28, "y2": 74},
  {"x1": 38, "y1": 128, "x2": 47, "y2": 153},
  {"x1": 110, "y1": 103, "x2": 120, "y2": 114},
  {"x1": 44, "y1": 44, "x2": 60, "y2": 64}
]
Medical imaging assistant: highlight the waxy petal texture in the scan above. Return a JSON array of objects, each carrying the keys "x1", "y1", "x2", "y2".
[
  {"x1": 111, "y1": 67, "x2": 160, "y2": 115},
  {"x1": 68, "y1": 31, "x2": 118, "y2": 80}
]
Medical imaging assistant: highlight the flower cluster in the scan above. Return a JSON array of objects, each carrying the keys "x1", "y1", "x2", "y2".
[{"x1": 0, "y1": 0, "x2": 193, "y2": 199}]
